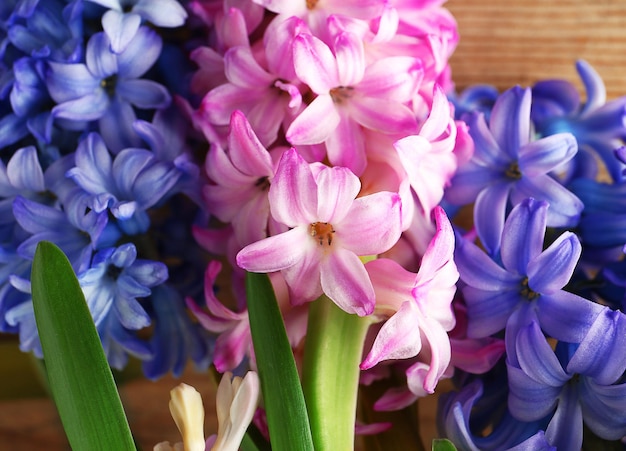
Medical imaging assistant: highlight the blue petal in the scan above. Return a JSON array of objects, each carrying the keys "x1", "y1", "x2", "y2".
[
  {"x1": 85, "y1": 31, "x2": 118, "y2": 79},
  {"x1": 112, "y1": 290, "x2": 150, "y2": 330},
  {"x1": 0, "y1": 113, "x2": 29, "y2": 147},
  {"x1": 518, "y1": 133, "x2": 577, "y2": 177},
  {"x1": 510, "y1": 176, "x2": 583, "y2": 228},
  {"x1": 116, "y1": 26, "x2": 162, "y2": 79},
  {"x1": 567, "y1": 308, "x2": 626, "y2": 384},
  {"x1": 463, "y1": 286, "x2": 520, "y2": 338},
  {"x1": 500, "y1": 198, "x2": 548, "y2": 275},
  {"x1": 46, "y1": 62, "x2": 99, "y2": 103},
  {"x1": 124, "y1": 259, "x2": 168, "y2": 287},
  {"x1": 6, "y1": 145, "x2": 45, "y2": 192},
  {"x1": 507, "y1": 363, "x2": 561, "y2": 422},
  {"x1": 133, "y1": 0, "x2": 188, "y2": 27},
  {"x1": 455, "y1": 236, "x2": 519, "y2": 291},
  {"x1": 577, "y1": 59, "x2": 606, "y2": 115},
  {"x1": 474, "y1": 181, "x2": 512, "y2": 257},
  {"x1": 465, "y1": 111, "x2": 510, "y2": 167},
  {"x1": 490, "y1": 86, "x2": 532, "y2": 158},
  {"x1": 527, "y1": 232, "x2": 581, "y2": 294},
  {"x1": 51, "y1": 90, "x2": 109, "y2": 121},
  {"x1": 580, "y1": 378, "x2": 626, "y2": 439},
  {"x1": 101, "y1": 9, "x2": 141, "y2": 54},
  {"x1": 514, "y1": 321, "x2": 569, "y2": 386},
  {"x1": 544, "y1": 386, "x2": 583, "y2": 451},
  {"x1": 536, "y1": 291, "x2": 604, "y2": 343},
  {"x1": 532, "y1": 79, "x2": 580, "y2": 119},
  {"x1": 116, "y1": 78, "x2": 171, "y2": 109},
  {"x1": 98, "y1": 99, "x2": 142, "y2": 152},
  {"x1": 507, "y1": 431, "x2": 556, "y2": 451}
]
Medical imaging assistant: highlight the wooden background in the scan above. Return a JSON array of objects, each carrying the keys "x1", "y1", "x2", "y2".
[{"x1": 2, "y1": 1, "x2": 626, "y2": 449}]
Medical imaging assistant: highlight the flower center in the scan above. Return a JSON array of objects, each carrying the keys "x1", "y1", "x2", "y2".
[
  {"x1": 505, "y1": 161, "x2": 522, "y2": 180},
  {"x1": 330, "y1": 86, "x2": 354, "y2": 105},
  {"x1": 310, "y1": 222, "x2": 335, "y2": 246},
  {"x1": 101, "y1": 75, "x2": 117, "y2": 97},
  {"x1": 306, "y1": 0, "x2": 318, "y2": 10},
  {"x1": 520, "y1": 277, "x2": 540, "y2": 300},
  {"x1": 255, "y1": 176, "x2": 270, "y2": 191}
]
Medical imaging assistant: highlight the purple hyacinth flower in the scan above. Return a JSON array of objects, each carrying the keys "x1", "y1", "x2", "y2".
[
  {"x1": 445, "y1": 86, "x2": 582, "y2": 256},
  {"x1": 507, "y1": 310, "x2": 626, "y2": 450},
  {"x1": 532, "y1": 60, "x2": 626, "y2": 181},
  {"x1": 46, "y1": 26, "x2": 171, "y2": 152},
  {"x1": 455, "y1": 198, "x2": 604, "y2": 351}
]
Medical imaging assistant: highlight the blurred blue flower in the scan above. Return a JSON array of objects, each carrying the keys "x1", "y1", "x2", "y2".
[
  {"x1": 46, "y1": 25, "x2": 170, "y2": 152},
  {"x1": 507, "y1": 310, "x2": 626, "y2": 450},
  {"x1": 142, "y1": 284, "x2": 212, "y2": 380},
  {"x1": 79, "y1": 242, "x2": 167, "y2": 368},
  {"x1": 532, "y1": 60, "x2": 626, "y2": 181},
  {"x1": 445, "y1": 86, "x2": 583, "y2": 255}
]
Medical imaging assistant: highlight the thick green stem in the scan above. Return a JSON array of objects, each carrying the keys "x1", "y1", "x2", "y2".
[{"x1": 302, "y1": 295, "x2": 373, "y2": 450}]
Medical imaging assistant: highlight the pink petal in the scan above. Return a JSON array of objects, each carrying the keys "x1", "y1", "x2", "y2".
[
  {"x1": 349, "y1": 96, "x2": 418, "y2": 135},
  {"x1": 373, "y1": 387, "x2": 418, "y2": 411},
  {"x1": 205, "y1": 143, "x2": 255, "y2": 187},
  {"x1": 224, "y1": 46, "x2": 274, "y2": 88},
  {"x1": 325, "y1": 113, "x2": 367, "y2": 176},
  {"x1": 245, "y1": 92, "x2": 289, "y2": 146},
  {"x1": 320, "y1": 247, "x2": 375, "y2": 316},
  {"x1": 286, "y1": 94, "x2": 340, "y2": 145},
  {"x1": 263, "y1": 16, "x2": 308, "y2": 80},
  {"x1": 203, "y1": 261, "x2": 246, "y2": 320},
  {"x1": 415, "y1": 207, "x2": 455, "y2": 282},
  {"x1": 213, "y1": 321, "x2": 251, "y2": 372},
  {"x1": 360, "y1": 301, "x2": 422, "y2": 370},
  {"x1": 228, "y1": 110, "x2": 274, "y2": 176},
  {"x1": 201, "y1": 83, "x2": 265, "y2": 125},
  {"x1": 334, "y1": 31, "x2": 365, "y2": 86},
  {"x1": 282, "y1": 245, "x2": 323, "y2": 304},
  {"x1": 203, "y1": 183, "x2": 258, "y2": 222},
  {"x1": 338, "y1": 191, "x2": 402, "y2": 256},
  {"x1": 232, "y1": 191, "x2": 271, "y2": 247},
  {"x1": 406, "y1": 316, "x2": 451, "y2": 395},
  {"x1": 236, "y1": 226, "x2": 312, "y2": 272},
  {"x1": 292, "y1": 33, "x2": 339, "y2": 94},
  {"x1": 365, "y1": 258, "x2": 417, "y2": 312},
  {"x1": 314, "y1": 165, "x2": 360, "y2": 223},
  {"x1": 269, "y1": 148, "x2": 318, "y2": 226},
  {"x1": 358, "y1": 57, "x2": 423, "y2": 102},
  {"x1": 218, "y1": 7, "x2": 249, "y2": 49},
  {"x1": 419, "y1": 84, "x2": 452, "y2": 140}
]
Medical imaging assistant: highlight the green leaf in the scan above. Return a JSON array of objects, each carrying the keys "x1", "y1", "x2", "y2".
[
  {"x1": 31, "y1": 241, "x2": 135, "y2": 451},
  {"x1": 432, "y1": 438, "x2": 458, "y2": 451},
  {"x1": 245, "y1": 272, "x2": 314, "y2": 451}
]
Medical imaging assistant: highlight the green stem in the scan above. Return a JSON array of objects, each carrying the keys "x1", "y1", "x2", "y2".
[{"x1": 302, "y1": 295, "x2": 373, "y2": 451}]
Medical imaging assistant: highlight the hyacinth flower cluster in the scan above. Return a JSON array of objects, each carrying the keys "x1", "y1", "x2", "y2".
[
  {"x1": 182, "y1": 0, "x2": 481, "y2": 428},
  {"x1": 438, "y1": 62, "x2": 626, "y2": 449},
  {"x1": 0, "y1": 0, "x2": 215, "y2": 379}
]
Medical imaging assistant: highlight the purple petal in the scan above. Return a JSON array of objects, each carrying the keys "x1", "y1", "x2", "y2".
[
  {"x1": 500, "y1": 198, "x2": 548, "y2": 275},
  {"x1": 463, "y1": 286, "x2": 519, "y2": 338},
  {"x1": 116, "y1": 26, "x2": 162, "y2": 79},
  {"x1": 489, "y1": 86, "x2": 531, "y2": 158},
  {"x1": 511, "y1": 176, "x2": 583, "y2": 227},
  {"x1": 580, "y1": 379, "x2": 626, "y2": 439},
  {"x1": 567, "y1": 308, "x2": 626, "y2": 385},
  {"x1": 455, "y1": 238, "x2": 519, "y2": 291},
  {"x1": 577, "y1": 59, "x2": 606, "y2": 115},
  {"x1": 133, "y1": 0, "x2": 188, "y2": 27},
  {"x1": 515, "y1": 321, "x2": 569, "y2": 386},
  {"x1": 116, "y1": 79, "x2": 171, "y2": 109},
  {"x1": 52, "y1": 90, "x2": 109, "y2": 121},
  {"x1": 527, "y1": 232, "x2": 581, "y2": 294},
  {"x1": 236, "y1": 226, "x2": 313, "y2": 272},
  {"x1": 101, "y1": 10, "x2": 141, "y2": 54},
  {"x1": 269, "y1": 148, "x2": 318, "y2": 226},
  {"x1": 46, "y1": 62, "x2": 100, "y2": 103},
  {"x1": 536, "y1": 291, "x2": 604, "y2": 343},
  {"x1": 507, "y1": 364, "x2": 561, "y2": 422},
  {"x1": 286, "y1": 94, "x2": 340, "y2": 145},
  {"x1": 7, "y1": 146, "x2": 44, "y2": 192},
  {"x1": 518, "y1": 133, "x2": 577, "y2": 177},
  {"x1": 473, "y1": 181, "x2": 511, "y2": 257},
  {"x1": 361, "y1": 301, "x2": 422, "y2": 369},
  {"x1": 320, "y1": 247, "x2": 374, "y2": 316},
  {"x1": 338, "y1": 191, "x2": 402, "y2": 256},
  {"x1": 86, "y1": 32, "x2": 118, "y2": 78},
  {"x1": 98, "y1": 99, "x2": 143, "y2": 152},
  {"x1": 545, "y1": 387, "x2": 583, "y2": 451},
  {"x1": 464, "y1": 111, "x2": 509, "y2": 167},
  {"x1": 444, "y1": 161, "x2": 502, "y2": 206},
  {"x1": 68, "y1": 132, "x2": 114, "y2": 194}
]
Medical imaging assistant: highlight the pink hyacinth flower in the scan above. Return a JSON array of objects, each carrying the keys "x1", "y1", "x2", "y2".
[
  {"x1": 286, "y1": 31, "x2": 421, "y2": 174},
  {"x1": 236, "y1": 148, "x2": 403, "y2": 316},
  {"x1": 360, "y1": 206, "x2": 458, "y2": 396}
]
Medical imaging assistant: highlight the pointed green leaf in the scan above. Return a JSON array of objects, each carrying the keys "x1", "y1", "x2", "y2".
[
  {"x1": 245, "y1": 272, "x2": 314, "y2": 451},
  {"x1": 31, "y1": 241, "x2": 135, "y2": 451}
]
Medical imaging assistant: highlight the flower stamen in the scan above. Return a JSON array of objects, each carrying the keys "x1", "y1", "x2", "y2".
[
  {"x1": 520, "y1": 276, "x2": 540, "y2": 300},
  {"x1": 310, "y1": 222, "x2": 335, "y2": 246},
  {"x1": 505, "y1": 161, "x2": 522, "y2": 180},
  {"x1": 330, "y1": 86, "x2": 354, "y2": 105}
]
